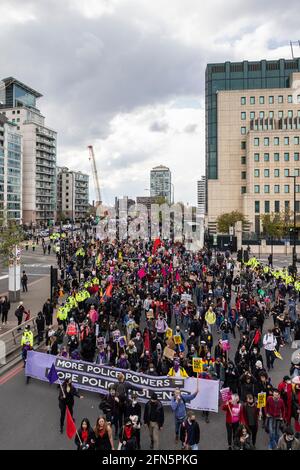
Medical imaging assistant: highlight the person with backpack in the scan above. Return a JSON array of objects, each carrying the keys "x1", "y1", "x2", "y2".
[
  {"x1": 180, "y1": 411, "x2": 200, "y2": 450},
  {"x1": 171, "y1": 385, "x2": 199, "y2": 446}
]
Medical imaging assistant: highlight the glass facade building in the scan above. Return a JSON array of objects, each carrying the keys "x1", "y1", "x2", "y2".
[
  {"x1": 150, "y1": 165, "x2": 172, "y2": 204},
  {"x1": 206, "y1": 58, "x2": 300, "y2": 182}
]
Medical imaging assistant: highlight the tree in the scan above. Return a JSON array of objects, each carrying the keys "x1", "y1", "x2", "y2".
[
  {"x1": 216, "y1": 211, "x2": 246, "y2": 234},
  {"x1": 260, "y1": 212, "x2": 286, "y2": 240},
  {"x1": 0, "y1": 215, "x2": 24, "y2": 265}
]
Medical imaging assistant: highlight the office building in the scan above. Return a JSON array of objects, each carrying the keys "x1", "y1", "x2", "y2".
[
  {"x1": 197, "y1": 176, "x2": 206, "y2": 215},
  {"x1": 150, "y1": 165, "x2": 172, "y2": 204},
  {"x1": 0, "y1": 113, "x2": 22, "y2": 223},
  {"x1": 0, "y1": 77, "x2": 57, "y2": 226},
  {"x1": 57, "y1": 167, "x2": 89, "y2": 222},
  {"x1": 206, "y1": 58, "x2": 300, "y2": 233}
]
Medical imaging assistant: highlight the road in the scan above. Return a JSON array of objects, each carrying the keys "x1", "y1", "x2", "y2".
[{"x1": 0, "y1": 312, "x2": 295, "y2": 450}]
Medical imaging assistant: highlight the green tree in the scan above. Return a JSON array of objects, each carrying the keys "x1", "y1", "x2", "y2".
[
  {"x1": 0, "y1": 215, "x2": 24, "y2": 265},
  {"x1": 216, "y1": 211, "x2": 246, "y2": 234},
  {"x1": 260, "y1": 212, "x2": 285, "y2": 239}
]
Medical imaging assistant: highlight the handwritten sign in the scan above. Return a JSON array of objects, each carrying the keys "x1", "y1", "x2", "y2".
[
  {"x1": 220, "y1": 387, "x2": 232, "y2": 403},
  {"x1": 192, "y1": 358, "x2": 203, "y2": 373},
  {"x1": 173, "y1": 335, "x2": 182, "y2": 345},
  {"x1": 257, "y1": 392, "x2": 266, "y2": 409}
]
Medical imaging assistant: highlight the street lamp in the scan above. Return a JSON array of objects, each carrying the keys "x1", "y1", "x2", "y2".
[{"x1": 287, "y1": 174, "x2": 298, "y2": 271}]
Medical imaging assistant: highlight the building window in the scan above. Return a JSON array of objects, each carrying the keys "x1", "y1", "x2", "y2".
[
  {"x1": 264, "y1": 137, "x2": 269, "y2": 146},
  {"x1": 241, "y1": 156, "x2": 246, "y2": 164},
  {"x1": 285, "y1": 201, "x2": 290, "y2": 211},
  {"x1": 264, "y1": 153, "x2": 270, "y2": 162},
  {"x1": 264, "y1": 169, "x2": 270, "y2": 177},
  {"x1": 265, "y1": 201, "x2": 270, "y2": 213},
  {"x1": 250, "y1": 112, "x2": 255, "y2": 119},
  {"x1": 275, "y1": 201, "x2": 280, "y2": 212},
  {"x1": 288, "y1": 110, "x2": 293, "y2": 118},
  {"x1": 274, "y1": 137, "x2": 279, "y2": 145},
  {"x1": 241, "y1": 127, "x2": 246, "y2": 135},
  {"x1": 278, "y1": 111, "x2": 284, "y2": 119},
  {"x1": 296, "y1": 185, "x2": 300, "y2": 193},
  {"x1": 269, "y1": 96, "x2": 274, "y2": 104},
  {"x1": 278, "y1": 95, "x2": 283, "y2": 103},
  {"x1": 241, "y1": 97, "x2": 246, "y2": 105},
  {"x1": 241, "y1": 171, "x2": 246, "y2": 179},
  {"x1": 264, "y1": 185, "x2": 270, "y2": 193},
  {"x1": 254, "y1": 153, "x2": 260, "y2": 162},
  {"x1": 295, "y1": 169, "x2": 300, "y2": 177},
  {"x1": 274, "y1": 153, "x2": 280, "y2": 161},
  {"x1": 255, "y1": 201, "x2": 260, "y2": 213},
  {"x1": 284, "y1": 169, "x2": 290, "y2": 177},
  {"x1": 241, "y1": 112, "x2": 246, "y2": 120},
  {"x1": 250, "y1": 96, "x2": 255, "y2": 104},
  {"x1": 288, "y1": 95, "x2": 293, "y2": 103},
  {"x1": 284, "y1": 152, "x2": 290, "y2": 161},
  {"x1": 274, "y1": 185, "x2": 280, "y2": 193},
  {"x1": 241, "y1": 141, "x2": 246, "y2": 150},
  {"x1": 254, "y1": 169, "x2": 260, "y2": 177},
  {"x1": 241, "y1": 186, "x2": 246, "y2": 194},
  {"x1": 259, "y1": 96, "x2": 265, "y2": 104},
  {"x1": 274, "y1": 169, "x2": 280, "y2": 177},
  {"x1": 269, "y1": 111, "x2": 274, "y2": 119},
  {"x1": 294, "y1": 137, "x2": 299, "y2": 145},
  {"x1": 254, "y1": 185, "x2": 260, "y2": 193},
  {"x1": 296, "y1": 201, "x2": 300, "y2": 213},
  {"x1": 259, "y1": 111, "x2": 264, "y2": 119},
  {"x1": 284, "y1": 185, "x2": 290, "y2": 193},
  {"x1": 254, "y1": 138, "x2": 259, "y2": 146}
]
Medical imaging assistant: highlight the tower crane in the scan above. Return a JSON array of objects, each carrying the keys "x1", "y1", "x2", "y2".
[{"x1": 87, "y1": 145, "x2": 102, "y2": 207}]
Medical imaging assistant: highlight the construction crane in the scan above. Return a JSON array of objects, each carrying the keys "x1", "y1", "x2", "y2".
[{"x1": 88, "y1": 145, "x2": 102, "y2": 207}]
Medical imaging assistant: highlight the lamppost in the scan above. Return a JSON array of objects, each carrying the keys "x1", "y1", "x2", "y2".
[{"x1": 287, "y1": 174, "x2": 298, "y2": 271}]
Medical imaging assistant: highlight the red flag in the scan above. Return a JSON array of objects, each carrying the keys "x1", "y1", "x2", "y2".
[
  {"x1": 253, "y1": 329, "x2": 261, "y2": 345},
  {"x1": 175, "y1": 271, "x2": 181, "y2": 282},
  {"x1": 105, "y1": 283, "x2": 113, "y2": 298},
  {"x1": 152, "y1": 238, "x2": 162, "y2": 255},
  {"x1": 66, "y1": 406, "x2": 77, "y2": 439}
]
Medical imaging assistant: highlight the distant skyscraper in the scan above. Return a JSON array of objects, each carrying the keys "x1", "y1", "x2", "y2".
[
  {"x1": 0, "y1": 77, "x2": 57, "y2": 227},
  {"x1": 197, "y1": 176, "x2": 206, "y2": 214},
  {"x1": 57, "y1": 167, "x2": 89, "y2": 222},
  {"x1": 150, "y1": 165, "x2": 172, "y2": 204}
]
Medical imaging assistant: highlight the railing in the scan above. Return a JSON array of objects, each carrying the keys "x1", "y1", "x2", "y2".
[{"x1": 0, "y1": 315, "x2": 38, "y2": 370}]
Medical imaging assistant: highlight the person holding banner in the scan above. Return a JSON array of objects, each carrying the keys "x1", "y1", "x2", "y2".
[
  {"x1": 170, "y1": 384, "x2": 199, "y2": 446},
  {"x1": 58, "y1": 379, "x2": 83, "y2": 434},
  {"x1": 222, "y1": 394, "x2": 242, "y2": 450}
]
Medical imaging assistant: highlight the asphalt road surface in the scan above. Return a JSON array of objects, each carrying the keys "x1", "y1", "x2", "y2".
[{"x1": 0, "y1": 312, "x2": 295, "y2": 450}]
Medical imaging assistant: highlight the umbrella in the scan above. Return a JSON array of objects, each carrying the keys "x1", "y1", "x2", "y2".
[
  {"x1": 291, "y1": 349, "x2": 300, "y2": 365},
  {"x1": 292, "y1": 375, "x2": 300, "y2": 385}
]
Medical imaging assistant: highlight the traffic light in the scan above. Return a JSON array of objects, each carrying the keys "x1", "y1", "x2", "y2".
[
  {"x1": 243, "y1": 249, "x2": 249, "y2": 263},
  {"x1": 237, "y1": 249, "x2": 243, "y2": 262}
]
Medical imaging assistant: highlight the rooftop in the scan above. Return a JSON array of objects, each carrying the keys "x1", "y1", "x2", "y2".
[
  {"x1": 2, "y1": 77, "x2": 43, "y2": 98},
  {"x1": 151, "y1": 165, "x2": 170, "y2": 171}
]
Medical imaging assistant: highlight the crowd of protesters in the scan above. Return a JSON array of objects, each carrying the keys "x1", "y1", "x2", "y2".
[{"x1": 20, "y1": 229, "x2": 300, "y2": 450}]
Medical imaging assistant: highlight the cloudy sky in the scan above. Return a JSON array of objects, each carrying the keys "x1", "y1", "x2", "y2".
[{"x1": 1, "y1": 0, "x2": 300, "y2": 204}]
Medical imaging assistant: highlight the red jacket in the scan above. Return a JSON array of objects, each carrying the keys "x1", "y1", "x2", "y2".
[{"x1": 266, "y1": 396, "x2": 285, "y2": 418}]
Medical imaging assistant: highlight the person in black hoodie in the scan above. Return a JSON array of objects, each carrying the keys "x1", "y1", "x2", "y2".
[
  {"x1": 75, "y1": 418, "x2": 95, "y2": 450},
  {"x1": 0, "y1": 296, "x2": 10, "y2": 326},
  {"x1": 124, "y1": 392, "x2": 142, "y2": 449},
  {"x1": 238, "y1": 372, "x2": 257, "y2": 403},
  {"x1": 144, "y1": 392, "x2": 164, "y2": 450},
  {"x1": 36, "y1": 311, "x2": 45, "y2": 345},
  {"x1": 58, "y1": 378, "x2": 83, "y2": 433}
]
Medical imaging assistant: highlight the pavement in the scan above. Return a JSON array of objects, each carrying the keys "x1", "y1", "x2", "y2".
[
  {"x1": 0, "y1": 246, "x2": 56, "y2": 332},
  {"x1": 0, "y1": 310, "x2": 295, "y2": 450}
]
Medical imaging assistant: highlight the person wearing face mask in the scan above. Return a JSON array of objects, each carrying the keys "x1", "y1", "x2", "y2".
[
  {"x1": 180, "y1": 412, "x2": 200, "y2": 450},
  {"x1": 167, "y1": 358, "x2": 189, "y2": 378},
  {"x1": 277, "y1": 426, "x2": 300, "y2": 450},
  {"x1": 171, "y1": 385, "x2": 199, "y2": 445},
  {"x1": 233, "y1": 424, "x2": 254, "y2": 450},
  {"x1": 133, "y1": 330, "x2": 144, "y2": 358},
  {"x1": 249, "y1": 347, "x2": 264, "y2": 374},
  {"x1": 278, "y1": 376, "x2": 293, "y2": 425},
  {"x1": 263, "y1": 329, "x2": 277, "y2": 371},
  {"x1": 124, "y1": 392, "x2": 142, "y2": 449},
  {"x1": 99, "y1": 386, "x2": 121, "y2": 438},
  {"x1": 200, "y1": 327, "x2": 213, "y2": 352},
  {"x1": 241, "y1": 394, "x2": 259, "y2": 447},
  {"x1": 144, "y1": 392, "x2": 164, "y2": 450}
]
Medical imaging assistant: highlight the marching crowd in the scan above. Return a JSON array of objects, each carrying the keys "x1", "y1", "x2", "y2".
[{"x1": 18, "y1": 231, "x2": 300, "y2": 450}]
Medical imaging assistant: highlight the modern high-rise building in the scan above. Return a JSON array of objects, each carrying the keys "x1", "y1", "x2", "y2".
[
  {"x1": 0, "y1": 77, "x2": 57, "y2": 226},
  {"x1": 0, "y1": 113, "x2": 22, "y2": 223},
  {"x1": 197, "y1": 176, "x2": 206, "y2": 215},
  {"x1": 57, "y1": 167, "x2": 89, "y2": 222},
  {"x1": 150, "y1": 165, "x2": 172, "y2": 204},
  {"x1": 205, "y1": 58, "x2": 300, "y2": 233}
]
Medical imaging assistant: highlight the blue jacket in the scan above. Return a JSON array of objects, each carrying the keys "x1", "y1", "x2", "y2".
[{"x1": 170, "y1": 392, "x2": 197, "y2": 419}]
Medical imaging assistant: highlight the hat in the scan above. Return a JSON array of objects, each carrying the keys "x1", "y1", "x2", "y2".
[
  {"x1": 19, "y1": 301, "x2": 23, "y2": 306},
  {"x1": 283, "y1": 375, "x2": 291, "y2": 382},
  {"x1": 255, "y1": 360, "x2": 263, "y2": 368}
]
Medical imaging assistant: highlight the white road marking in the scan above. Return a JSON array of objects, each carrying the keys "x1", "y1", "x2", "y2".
[{"x1": 0, "y1": 275, "x2": 8, "y2": 280}]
